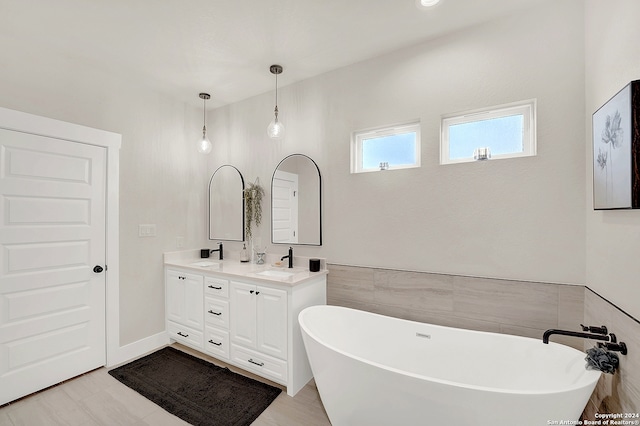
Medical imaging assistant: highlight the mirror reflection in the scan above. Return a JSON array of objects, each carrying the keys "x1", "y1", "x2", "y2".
[
  {"x1": 209, "y1": 165, "x2": 245, "y2": 241},
  {"x1": 271, "y1": 154, "x2": 322, "y2": 246}
]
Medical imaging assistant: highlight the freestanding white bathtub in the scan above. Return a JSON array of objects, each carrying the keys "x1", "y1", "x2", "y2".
[{"x1": 299, "y1": 305, "x2": 601, "y2": 426}]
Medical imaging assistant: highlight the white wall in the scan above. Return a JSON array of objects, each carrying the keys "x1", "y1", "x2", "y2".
[
  {"x1": 0, "y1": 33, "x2": 210, "y2": 346},
  {"x1": 0, "y1": 0, "x2": 600, "y2": 354},
  {"x1": 585, "y1": 0, "x2": 640, "y2": 320},
  {"x1": 210, "y1": 0, "x2": 586, "y2": 285}
]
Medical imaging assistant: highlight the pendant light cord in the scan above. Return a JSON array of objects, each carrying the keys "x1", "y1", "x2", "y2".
[
  {"x1": 202, "y1": 96, "x2": 207, "y2": 135},
  {"x1": 274, "y1": 71, "x2": 279, "y2": 117}
]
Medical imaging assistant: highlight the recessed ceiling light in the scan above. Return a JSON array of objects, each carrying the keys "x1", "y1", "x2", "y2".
[{"x1": 416, "y1": 0, "x2": 441, "y2": 8}]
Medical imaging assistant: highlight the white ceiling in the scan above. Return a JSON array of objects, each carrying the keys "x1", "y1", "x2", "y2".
[{"x1": 3, "y1": 0, "x2": 546, "y2": 109}]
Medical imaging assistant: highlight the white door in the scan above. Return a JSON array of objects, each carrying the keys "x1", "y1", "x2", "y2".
[
  {"x1": 0, "y1": 129, "x2": 106, "y2": 405},
  {"x1": 272, "y1": 170, "x2": 298, "y2": 243}
]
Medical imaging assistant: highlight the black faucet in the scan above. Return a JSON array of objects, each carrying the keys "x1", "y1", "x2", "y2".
[
  {"x1": 543, "y1": 325, "x2": 628, "y2": 355},
  {"x1": 210, "y1": 242, "x2": 223, "y2": 260},
  {"x1": 542, "y1": 328, "x2": 610, "y2": 344},
  {"x1": 280, "y1": 247, "x2": 293, "y2": 268}
]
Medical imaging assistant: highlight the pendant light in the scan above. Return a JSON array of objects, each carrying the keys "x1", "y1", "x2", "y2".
[
  {"x1": 416, "y1": 0, "x2": 441, "y2": 8},
  {"x1": 267, "y1": 64, "x2": 284, "y2": 139},
  {"x1": 197, "y1": 92, "x2": 212, "y2": 154}
]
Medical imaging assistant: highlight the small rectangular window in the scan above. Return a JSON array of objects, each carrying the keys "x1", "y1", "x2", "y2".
[
  {"x1": 440, "y1": 99, "x2": 536, "y2": 165},
  {"x1": 351, "y1": 121, "x2": 421, "y2": 173}
]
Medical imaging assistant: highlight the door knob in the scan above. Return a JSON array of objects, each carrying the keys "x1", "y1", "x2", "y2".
[{"x1": 93, "y1": 265, "x2": 104, "y2": 273}]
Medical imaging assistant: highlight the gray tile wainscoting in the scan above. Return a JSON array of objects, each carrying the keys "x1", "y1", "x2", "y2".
[
  {"x1": 582, "y1": 289, "x2": 639, "y2": 419},
  {"x1": 326, "y1": 264, "x2": 639, "y2": 418},
  {"x1": 327, "y1": 264, "x2": 584, "y2": 349}
]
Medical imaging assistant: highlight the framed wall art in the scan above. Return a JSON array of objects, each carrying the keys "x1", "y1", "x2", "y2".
[{"x1": 592, "y1": 80, "x2": 640, "y2": 209}]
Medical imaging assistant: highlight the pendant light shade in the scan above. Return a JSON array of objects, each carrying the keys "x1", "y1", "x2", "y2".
[
  {"x1": 416, "y1": 0, "x2": 441, "y2": 8},
  {"x1": 267, "y1": 107, "x2": 284, "y2": 139},
  {"x1": 198, "y1": 92, "x2": 212, "y2": 154},
  {"x1": 267, "y1": 65, "x2": 284, "y2": 139}
]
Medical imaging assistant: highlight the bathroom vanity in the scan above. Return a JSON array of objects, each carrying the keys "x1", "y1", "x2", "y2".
[{"x1": 164, "y1": 250, "x2": 327, "y2": 397}]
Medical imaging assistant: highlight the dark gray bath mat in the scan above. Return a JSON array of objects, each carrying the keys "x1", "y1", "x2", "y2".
[{"x1": 108, "y1": 346, "x2": 281, "y2": 426}]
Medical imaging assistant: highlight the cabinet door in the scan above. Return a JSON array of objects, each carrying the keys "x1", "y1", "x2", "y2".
[
  {"x1": 166, "y1": 269, "x2": 186, "y2": 324},
  {"x1": 183, "y1": 273, "x2": 204, "y2": 330},
  {"x1": 230, "y1": 281, "x2": 257, "y2": 348},
  {"x1": 256, "y1": 286, "x2": 288, "y2": 359}
]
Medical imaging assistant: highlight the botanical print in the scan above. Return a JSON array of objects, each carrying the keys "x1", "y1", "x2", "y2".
[
  {"x1": 593, "y1": 84, "x2": 632, "y2": 209},
  {"x1": 600, "y1": 110, "x2": 623, "y2": 202},
  {"x1": 596, "y1": 148, "x2": 607, "y2": 171}
]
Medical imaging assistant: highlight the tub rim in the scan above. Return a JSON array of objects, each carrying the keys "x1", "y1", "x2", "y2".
[{"x1": 299, "y1": 305, "x2": 601, "y2": 396}]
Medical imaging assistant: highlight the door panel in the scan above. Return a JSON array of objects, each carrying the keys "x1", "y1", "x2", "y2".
[
  {"x1": 230, "y1": 281, "x2": 256, "y2": 348},
  {"x1": 5, "y1": 281, "x2": 89, "y2": 321},
  {"x1": 0, "y1": 129, "x2": 106, "y2": 405},
  {"x1": 272, "y1": 170, "x2": 298, "y2": 243},
  {"x1": 165, "y1": 270, "x2": 184, "y2": 324},
  {"x1": 256, "y1": 286, "x2": 287, "y2": 359},
  {"x1": 184, "y1": 273, "x2": 204, "y2": 330}
]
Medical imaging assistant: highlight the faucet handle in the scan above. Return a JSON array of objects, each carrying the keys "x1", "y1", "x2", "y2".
[{"x1": 580, "y1": 324, "x2": 608, "y2": 335}]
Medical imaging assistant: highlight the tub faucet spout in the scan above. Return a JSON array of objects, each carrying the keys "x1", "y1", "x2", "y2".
[
  {"x1": 280, "y1": 247, "x2": 293, "y2": 268},
  {"x1": 542, "y1": 329, "x2": 610, "y2": 344}
]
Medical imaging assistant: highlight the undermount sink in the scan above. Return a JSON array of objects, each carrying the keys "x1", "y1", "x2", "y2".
[
  {"x1": 189, "y1": 260, "x2": 220, "y2": 268},
  {"x1": 256, "y1": 269, "x2": 295, "y2": 278}
]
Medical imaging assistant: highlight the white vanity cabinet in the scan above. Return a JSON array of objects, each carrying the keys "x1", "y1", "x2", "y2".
[
  {"x1": 230, "y1": 281, "x2": 287, "y2": 359},
  {"x1": 164, "y1": 260, "x2": 327, "y2": 397},
  {"x1": 166, "y1": 269, "x2": 204, "y2": 349},
  {"x1": 229, "y1": 281, "x2": 288, "y2": 384}
]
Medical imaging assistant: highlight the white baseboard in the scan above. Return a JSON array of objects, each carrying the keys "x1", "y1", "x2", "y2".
[{"x1": 106, "y1": 331, "x2": 169, "y2": 368}]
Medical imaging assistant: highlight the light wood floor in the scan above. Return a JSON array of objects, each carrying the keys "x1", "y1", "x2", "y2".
[{"x1": 0, "y1": 345, "x2": 332, "y2": 426}]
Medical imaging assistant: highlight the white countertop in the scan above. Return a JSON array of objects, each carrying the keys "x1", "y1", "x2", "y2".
[{"x1": 164, "y1": 249, "x2": 328, "y2": 287}]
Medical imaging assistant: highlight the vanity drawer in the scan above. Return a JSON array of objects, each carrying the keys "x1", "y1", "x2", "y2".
[
  {"x1": 231, "y1": 344, "x2": 287, "y2": 385},
  {"x1": 205, "y1": 277, "x2": 229, "y2": 298},
  {"x1": 204, "y1": 327, "x2": 230, "y2": 360},
  {"x1": 168, "y1": 321, "x2": 203, "y2": 350},
  {"x1": 205, "y1": 297, "x2": 229, "y2": 329}
]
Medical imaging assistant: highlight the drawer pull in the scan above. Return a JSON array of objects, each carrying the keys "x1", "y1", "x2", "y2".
[
  {"x1": 208, "y1": 310, "x2": 222, "y2": 316},
  {"x1": 177, "y1": 332, "x2": 189, "y2": 337},
  {"x1": 208, "y1": 340, "x2": 222, "y2": 346},
  {"x1": 208, "y1": 285, "x2": 222, "y2": 290},
  {"x1": 248, "y1": 358, "x2": 264, "y2": 367}
]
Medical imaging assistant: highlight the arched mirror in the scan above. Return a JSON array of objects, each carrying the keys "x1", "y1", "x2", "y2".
[
  {"x1": 209, "y1": 165, "x2": 245, "y2": 241},
  {"x1": 271, "y1": 154, "x2": 322, "y2": 245}
]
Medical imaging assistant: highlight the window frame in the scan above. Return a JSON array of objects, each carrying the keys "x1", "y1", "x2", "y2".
[
  {"x1": 351, "y1": 121, "x2": 421, "y2": 174},
  {"x1": 440, "y1": 99, "x2": 537, "y2": 165}
]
